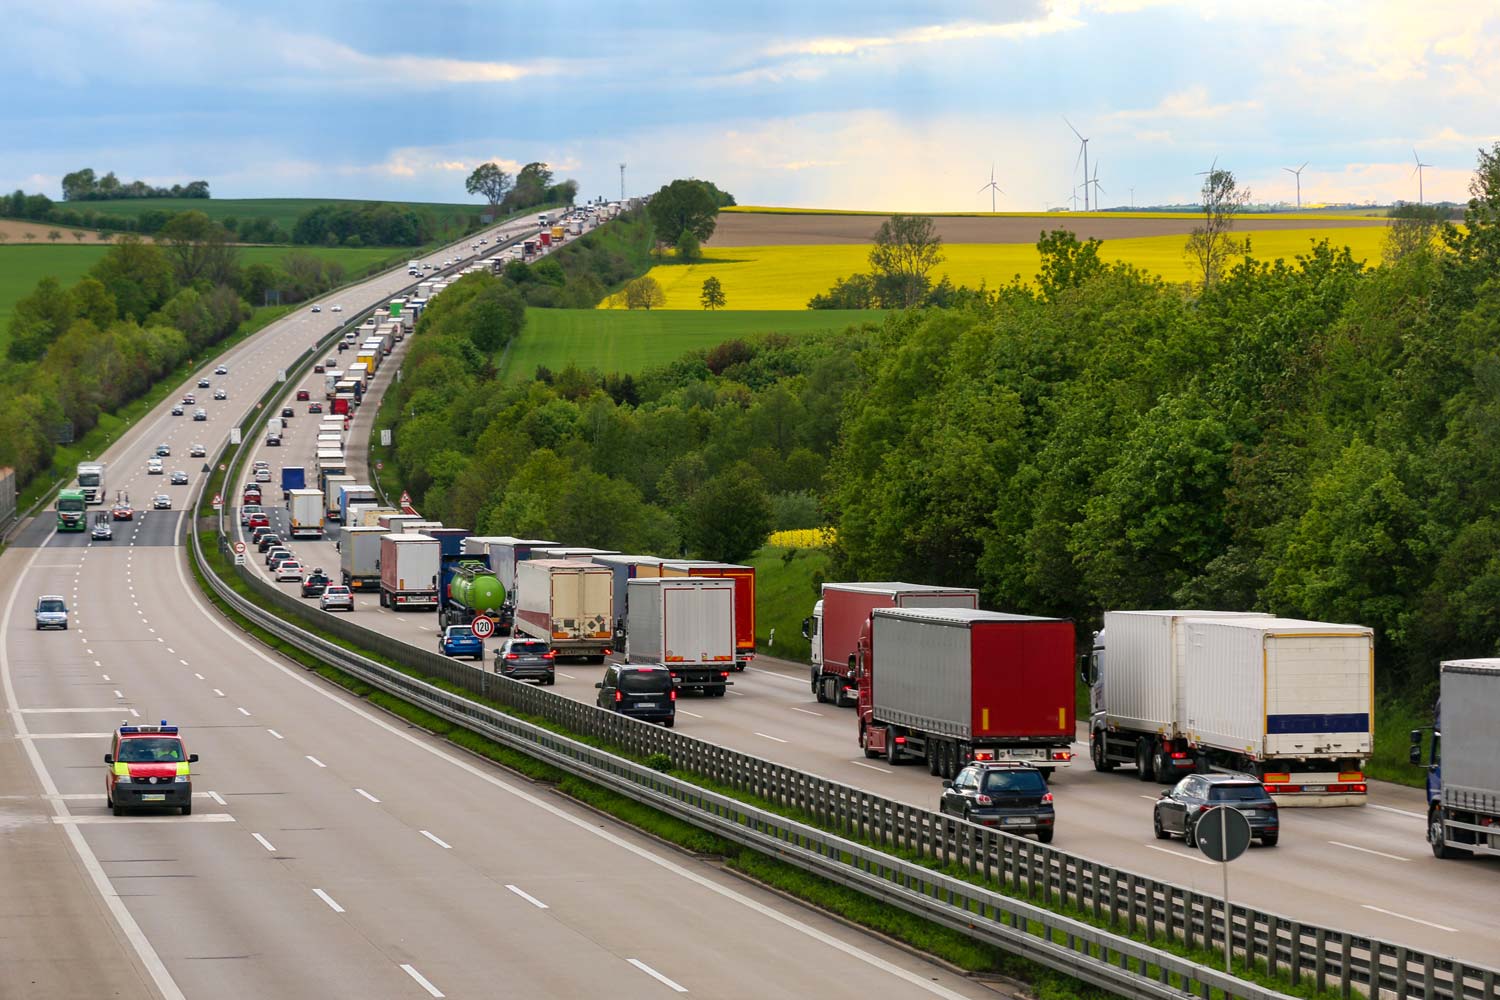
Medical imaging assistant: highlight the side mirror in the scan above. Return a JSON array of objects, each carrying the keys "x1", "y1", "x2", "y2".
[
  {"x1": 103, "y1": 753, "x2": 113, "y2": 764},
  {"x1": 189, "y1": 754, "x2": 199, "y2": 763},
  {"x1": 1159, "y1": 789, "x2": 1172, "y2": 798},
  {"x1": 1408, "y1": 746, "x2": 1422, "y2": 766},
  {"x1": 1408, "y1": 728, "x2": 1422, "y2": 745},
  {"x1": 594, "y1": 682, "x2": 603, "y2": 689},
  {"x1": 941, "y1": 780, "x2": 953, "y2": 789}
]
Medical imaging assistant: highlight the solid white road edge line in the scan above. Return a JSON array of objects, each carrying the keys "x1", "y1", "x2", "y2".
[
  {"x1": 313, "y1": 888, "x2": 345, "y2": 913},
  {"x1": 173, "y1": 546, "x2": 978, "y2": 1000},
  {"x1": 0, "y1": 525, "x2": 189, "y2": 1000},
  {"x1": 56, "y1": 815, "x2": 235, "y2": 825},
  {"x1": 505, "y1": 884, "x2": 549, "y2": 909},
  {"x1": 1361, "y1": 904, "x2": 1458, "y2": 933},
  {"x1": 400, "y1": 963, "x2": 445, "y2": 998},
  {"x1": 628, "y1": 958, "x2": 689, "y2": 993},
  {"x1": 1328, "y1": 840, "x2": 1409, "y2": 862}
]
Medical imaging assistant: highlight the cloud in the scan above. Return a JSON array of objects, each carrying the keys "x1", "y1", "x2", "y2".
[
  {"x1": 1112, "y1": 86, "x2": 1261, "y2": 122},
  {"x1": 764, "y1": 9, "x2": 1083, "y2": 59}
]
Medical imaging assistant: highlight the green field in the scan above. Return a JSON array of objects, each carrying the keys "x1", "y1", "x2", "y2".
[
  {"x1": 750, "y1": 544, "x2": 830, "y2": 665},
  {"x1": 504, "y1": 308, "x2": 884, "y2": 378},
  {"x1": 67, "y1": 197, "x2": 489, "y2": 232}
]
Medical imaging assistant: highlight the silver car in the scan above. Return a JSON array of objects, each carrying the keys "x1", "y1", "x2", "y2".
[
  {"x1": 496, "y1": 636, "x2": 555, "y2": 685},
  {"x1": 320, "y1": 585, "x2": 354, "y2": 612},
  {"x1": 34, "y1": 595, "x2": 69, "y2": 630}
]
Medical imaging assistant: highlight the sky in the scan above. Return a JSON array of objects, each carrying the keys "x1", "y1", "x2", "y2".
[{"x1": 5, "y1": 0, "x2": 1498, "y2": 211}]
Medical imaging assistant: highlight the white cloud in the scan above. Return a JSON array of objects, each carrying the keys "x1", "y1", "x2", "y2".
[
  {"x1": 764, "y1": 8, "x2": 1084, "y2": 59},
  {"x1": 1112, "y1": 86, "x2": 1261, "y2": 122}
]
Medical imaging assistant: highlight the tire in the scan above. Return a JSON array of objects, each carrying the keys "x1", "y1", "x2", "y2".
[
  {"x1": 662, "y1": 718, "x2": 675, "y2": 729},
  {"x1": 1136, "y1": 740, "x2": 1156, "y2": 782},
  {"x1": 1037, "y1": 829, "x2": 1055, "y2": 844},
  {"x1": 814, "y1": 674, "x2": 828, "y2": 703},
  {"x1": 1153, "y1": 809, "x2": 1171, "y2": 840},
  {"x1": 733, "y1": 662, "x2": 745, "y2": 672},
  {"x1": 1184, "y1": 819, "x2": 1198, "y2": 848},
  {"x1": 1153, "y1": 752, "x2": 1173, "y2": 784},
  {"x1": 181, "y1": 799, "x2": 192, "y2": 816},
  {"x1": 928, "y1": 743, "x2": 941, "y2": 776},
  {"x1": 1430, "y1": 806, "x2": 1471, "y2": 860},
  {"x1": 1092, "y1": 733, "x2": 1116, "y2": 772},
  {"x1": 821, "y1": 676, "x2": 839, "y2": 705},
  {"x1": 1259, "y1": 834, "x2": 1277, "y2": 847},
  {"x1": 886, "y1": 732, "x2": 903, "y2": 766},
  {"x1": 112, "y1": 802, "x2": 124, "y2": 817},
  {"x1": 860, "y1": 726, "x2": 881, "y2": 759}
]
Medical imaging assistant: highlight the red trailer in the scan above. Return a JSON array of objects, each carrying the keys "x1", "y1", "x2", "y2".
[
  {"x1": 855, "y1": 608, "x2": 1077, "y2": 779},
  {"x1": 659, "y1": 561, "x2": 756, "y2": 670}
]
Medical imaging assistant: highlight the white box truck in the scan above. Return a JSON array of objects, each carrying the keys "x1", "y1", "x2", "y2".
[
  {"x1": 379, "y1": 533, "x2": 440, "y2": 610},
  {"x1": 340, "y1": 526, "x2": 386, "y2": 591},
  {"x1": 288, "y1": 488, "x2": 325, "y2": 539},
  {"x1": 514, "y1": 559, "x2": 613, "y2": 662},
  {"x1": 626, "y1": 578, "x2": 735, "y2": 695}
]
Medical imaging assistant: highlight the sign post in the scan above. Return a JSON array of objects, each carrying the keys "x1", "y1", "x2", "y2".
[
  {"x1": 233, "y1": 540, "x2": 247, "y2": 567},
  {"x1": 1196, "y1": 805, "x2": 1252, "y2": 972}
]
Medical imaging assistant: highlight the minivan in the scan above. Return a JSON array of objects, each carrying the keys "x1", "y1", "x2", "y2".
[{"x1": 596, "y1": 664, "x2": 676, "y2": 727}]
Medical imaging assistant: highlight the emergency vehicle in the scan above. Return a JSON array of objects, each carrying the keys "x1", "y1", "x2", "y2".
[{"x1": 104, "y1": 722, "x2": 197, "y2": 815}]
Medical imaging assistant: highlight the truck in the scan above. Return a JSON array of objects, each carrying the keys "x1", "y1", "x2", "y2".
[
  {"x1": 514, "y1": 559, "x2": 613, "y2": 662},
  {"x1": 803, "y1": 583, "x2": 979, "y2": 707},
  {"x1": 534, "y1": 546, "x2": 619, "y2": 561},
  {"x1": 1084, "y1": 611, "x2": 1374, "y2": 804},
  {"x1": 321, "y1": 471, "x2": 354, "y2": 511},
  {"x1": 76, "y1": 462, "x2": 105, "y2": 504},
  {"x1": 378, "y1": 512, "x2": 423, "y2": 533},
  {"x1": 441, "y1": 561, "x2": 508, "y2": 630},
  {"x1": 340, "y1": 526, "x2": 386, "y2": 590},
  {"x1": 379, "y1": 533, "x2": 440, "y2": 610},
  {"x1": 625, "y1": 578, "x2": 735, "y2": 695},
  {"x1": 1411, "y1": 659, "x2": 1500, "y2": 859},
  {"x1": 56, "y1": 487, "x2": 87, "y2": 531},
  {"x1": 267, "y1": 417, "x2": 283, "y2": 438},
  {"x1": 659, "y1": 562, "x2": 756, "y2": 670},
  {"x1": 338, "y1": 485, "x2": 378, "y2": 524},
  {"x1": 359, "y1": 507, "x2": 398, "y2": 527},
  {"x1": 550, "y1": 225, "x2": 566, "y2": 243},
  {"x1": 592, "y1": 555, "x2": 664, "y2": 617},
  {"x1": 855, "y1": 608, "x2": 1077, "y2": 780},
  {"x1": 466, "y1": 537, "x2": 558, "y2": 600},
  {"x1": 280, "y1": 466, "x2": 306, "y2": 501},
  {"x1": 332, "y1": 394, "x2": 354, "y2": 417},
  {"x1": 288, "y1": 488, "x2": 325, "y2": 539}
]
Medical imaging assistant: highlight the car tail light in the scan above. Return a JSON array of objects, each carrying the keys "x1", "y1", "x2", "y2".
[
  {"x1": 669, "y1": 689, "x2": 677, "y2": 702},
  {"x1": 974, "y1": 794, "x2": 992, "y2": 806},
  {"x1": 1041, "y1": 792, "x2": 1054, "y2": 804},
  {"x1": 614, "y1": 690, "x2": 622, "y2": 703},
  {"x1": 542, "y1": 651, "x2": 555, "y2": 660},
  {"x1": 505, "y1": 653, "x2": 519, "y2": 660}
]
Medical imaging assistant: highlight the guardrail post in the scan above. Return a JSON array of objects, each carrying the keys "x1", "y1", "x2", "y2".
[
  {"x1": 1288, "y1": 920, "x2": 1302, "y2": 986},
  {"x1": 1395, "y1": 946, "x2": 1409, "y2": 999},
  {"x1": 1124, "y1": 873, "x2": 1138, "y2": 934}
]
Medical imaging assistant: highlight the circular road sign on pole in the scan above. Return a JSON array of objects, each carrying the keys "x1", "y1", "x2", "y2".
[
  {"x1": 1196, "y1": 805, "x2": 1252, "y2": 973},
  {"x1": 471, "y1": 615, "x2": 496, "y2": 640},
  {"x1": 233, "y1": 541, "x2": 247, "y2": 555}
]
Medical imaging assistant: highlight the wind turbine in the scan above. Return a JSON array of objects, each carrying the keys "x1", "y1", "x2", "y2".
[
  {"x1": 1086, "y1": 161, "x2": 1105, "y2": 209},
  {"x1": 1412, "y1": 148, "x2": 1432, "y2": 204},
  {"x1": 1283, "y1": 161, "x2": 1308, "y2": 209},
  {"x1": 978, "y1": 164, "x2": 1003, "y2": 213},
  {"x1": 1065, "y1": 117, "x2": 1091, "y2": 211},
  {"x1": 1067, "y1": 189, "x2": 1081, "y2": 211}
]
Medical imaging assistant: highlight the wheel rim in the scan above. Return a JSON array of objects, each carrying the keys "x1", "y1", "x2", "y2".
[{"x1": 1429, "y1": 810, "x2": 1443, "y2": 847}]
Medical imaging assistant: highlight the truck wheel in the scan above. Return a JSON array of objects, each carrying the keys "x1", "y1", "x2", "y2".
[
  {"x1": 1135, "y1": 740, "x2": 1155, "y2": 782},
  {"x1": 1153, "y1": 752, "x2": 1173, "y2": 784},
  {"x1": 928, "y1": 744, "x2": 941, "y2": 776},
  {"x1": 1092, "y1": 733, "x2": 1116, "y2": 772},
  {"x1": 814, "y1": 674, "x2": 828, "y2": 703},
  {"x1": 886, "y1": 735, "x2": 903, "y2": 766},
  {"x1": 821, "y1": 676, "x2": 839, "y2": 705},
  {"x1": 1430, "y1": 806, "x2": 1470, "y2": 859},
  {"x1": 860, "y1": 727, "x2": 881, "y2": 759}
]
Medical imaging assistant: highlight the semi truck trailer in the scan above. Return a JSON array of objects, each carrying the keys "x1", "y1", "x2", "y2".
[
  {"x1": 855, "y1": 608, "x2": 1077, "y2": 780},
  {"x1": 287, "y1": 488, "x2": 325, "y2": 539},
  {"x1": 514, "y1": 559, "x2": 613, "y2": 662},
  {"x1": 77, "y1": 462, "x2": 105, "y2": 504},
  {"x1": 1411, "y1": 659, "x2": 1500, "y2": 859},
  {"x1": 625, "y1": 578, "x2": 735, "y2": 695},
  {"x1": 659, "y1": 561, "x2": 756, "y2": 670},
  {"x1": 379, "y1": 533, "x2": 440, "y2": 610},
  {"x1": 339, "y1": 526, "x2": 385, "y2": 591}
]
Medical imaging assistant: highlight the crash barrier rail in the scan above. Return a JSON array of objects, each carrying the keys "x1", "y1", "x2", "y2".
[{"x1": 192, "y1": 518, "x2": 1292, "y2": 1000}]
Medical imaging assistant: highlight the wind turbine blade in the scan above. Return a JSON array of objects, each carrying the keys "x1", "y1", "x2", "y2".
[
  {"x1": 1074, "y1": 144, "x2": 1085, "y2": 172},
  {"x1": 1299, "y1": 161, "x2": 1308, "y2": 172},
  {"x1": 1283, "y1": 166, "x2": 1295, "y2": 175},
  {"x1": 1414, "y1": 147, "x2": 1421, "y2": 165},
  {"x1": 1064, "y1": 116, "x2": 1084, "y2": 141}
]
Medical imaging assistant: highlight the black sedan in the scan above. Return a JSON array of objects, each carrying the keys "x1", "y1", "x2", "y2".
[
  {"x1": 1153, "y1": 774, "x2": 1279, "y2": 847},
  {"x1": 939, "y1": 762, "x2": 1055, "y2": 842}
]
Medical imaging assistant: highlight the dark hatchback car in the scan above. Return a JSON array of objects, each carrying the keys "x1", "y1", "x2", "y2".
[
  {"x1": 1154, "y1": 774, "x2": 1280, "y2": 847},
  {"x1": 940, "y1": 762, "x2": 1055, "y2": 842},
  {"x1": 300, "y1": 570, "x2": 331, "y2": 598},
  {"x1": 596, "y1": 663, "x2": 676, "y2": 727},
  {"x1": 495, "y1": 636, "x2": 555, "y2": 685}
]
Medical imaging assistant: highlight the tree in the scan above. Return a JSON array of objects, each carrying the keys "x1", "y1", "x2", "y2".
[
  {"x1": 7, "y1": 277, "x2": 76, "y2": 361},
  {"x1": 156, "y1": 210, "x2": 238, "y2": 286},
  {"x1": 700, "y1": 276, "x2": 726, "y2": 310},
  {"x1": 676, "y1": 228, "x2": 702, "y2": 262},
  {"x1": 648, "y1": 180, "x2": 721, "y2": 247},
  {"x1": 868, "y1": 214, "x2": 944, "y2": 307},
  {"x1": 47, "y1": 229, "x2": 61, "y2": 243},
  {"x1": 89, "y1": 235, "x2": 174, "y2": 319},
  {"x1": 1185, "y1": 167, "x2": 1251, "y2": 287},
  {"x1": 71, "y1": 230, "x2": 85, "y2": 242},
  {"x1": 464, "y1": 162, "x2": 513, "y2": 211},
  {"x1": 624, "y1": 276, "x2": 666, "y2": 310},
  {"x1": 60, "y1": 168, "x2": 97, "y2": 201},
  {"x1": 1035, "y1": 228, "x2": 1106, "y2": 301},
  {"x1": 23, "y1": 231, "x2": 35, "y2": 242},
  {"x1": 682, "y1": 464, "x2": 773, "y2": 562}
]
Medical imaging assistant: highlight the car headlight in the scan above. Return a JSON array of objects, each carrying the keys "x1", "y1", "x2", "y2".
[
  {"x1": 174, "y1": 775, "x2": 190, "y2": 783},
  {"x1": 115, "y1": 776, "x2": 132, "y2": 784}
]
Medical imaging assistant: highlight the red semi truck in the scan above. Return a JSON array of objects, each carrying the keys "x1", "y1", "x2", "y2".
[
  {"x1": 855, "y1": 608, "x2": 1077, "y2": 779},
  {"x1": 804, "y1": 582, "x2": 979, "y2": 707},
  {"x1": 659, "y1": 561, "x2": 755, "y2": 670}
]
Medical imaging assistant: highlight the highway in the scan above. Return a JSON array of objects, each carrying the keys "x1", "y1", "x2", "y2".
[
  {"x1": 2, "y1": 217, "x2": 1002, "y2": 1000},
  {"x1": 231, "y1": 322, "x2": 1500, "y2": 969}
]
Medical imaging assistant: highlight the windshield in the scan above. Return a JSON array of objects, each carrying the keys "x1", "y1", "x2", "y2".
[
  {"x1": 58, "y1": 499, "x2": 85, "y2": 512},
  {"x1": 78, "y1": 473, "x2": 101, "y2": 486},
  {"x1": 117, "y1": 738, "x2": 184, "y2": 763},
  {"x1": 1209, "y1": 784, "x2": 1268, "y2": 802},
  {"x1": 448, "y1": 627, "x2": 474, "y2": 638},
  {"x1": 38, "y1": 600, "x2": 65, "y2": 613},
  {"x1": 981, "y1": 770, "x2": 1047, "y2": 795}
]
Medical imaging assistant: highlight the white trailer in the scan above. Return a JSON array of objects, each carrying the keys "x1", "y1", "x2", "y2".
[
  {"x1": 340, "y1": 526, "x2": 385, "y2": 591},
  {"x1": 514, "y1": 559, "x2": 613, "y2": 661},
  {"x1": 625, "y1": 578, "x2": 735, "y2": 695},
  {"x1": 288, "y1": 488, "x2": 325, "y2": 539}
]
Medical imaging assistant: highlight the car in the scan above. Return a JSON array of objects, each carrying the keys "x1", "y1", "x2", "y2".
[
  {"x1": 152, "y1": 494, "x2": 172, "y2": 510},
  {"x1": 170, "y1": 471, "x2": 189, "y2": 485},
  {"x1": 331, "y1": 305, "x2": 342, "y2": 312},
  {"x1": 300, "y1": 570, "x2": 331, "y2": 598},
  {"x1": 324, "y1": 358, "x2": 336, "y2": 368},
  {"x1": 170, "y1": 405, "x2": 184, "y2": 416},
  {"x1": 242, "y1": 484, "x2": 262, "y2": 500},
  {"x1": 34, "y1": 595, "x2": 69, "y2": 630},
  {"x1": 197, "y1": 376, "x2": 211, "y2": 387},
  {"x1": 254, "y1": 467, "x2": 272, "y2": 482},
  {"x1": 213, "y1": 388, "x2": 227, "y2": 400},
  {"x1": 215, "y1": 365, "x2": 228, "y2": 375},
  {"x1": 422, "y1": 262, "x2": 433, "y2": 270},
  {"x1": 239, "y1": 504, "x2": 264, "y2": 526},
  {"x1": 252, "y1": 460, "x2": 270, "y2": 471},
  {"x1": 939, "y1": 762, "x2": 1055, "y2": 842},
  {"x1": 155, "y1": 444, "x2": 171, "y2": 457},
  {"x1": 266, "y1": 547, "x2": 294, "y2": 568},
  {"x1": 320, "y1": 585, "x2": 354, "y2": 612},
  {"x1": 246, "y1": 512, "x2": 270, "y2": 531},
  {"x1": 189, "y1": 443, "x2": 206, "y2": 457},
  {"x1": 495, "y1": 636, "x2": 555, "y2": 684},
  {"x1": 314, "y1": 364, "x2": 324, "y2": 373},
  {"x1": 112, "y1": 499, "x2": 134, "y2": 521},
  {"x1": 280, "y1": 407, "x2": 294, "y2": 419},
  {"x1": 311, "y1": 305, "x2": 322, "y2": 313},
  {"x1": 274, "y1": 560, "x2": 304, "y2": 583},
  {"x1": 1154, "y1": 774, "x2": 1280, "y2": 847},
  {"x1": 182, "y1": 393, "x2": 196, "y2": 404},
  {"x1": 91, "y1": 515, "x2": 113, "y2": 541},
  {"x1": 296, "y1": 389, "x2": 310, "y2": 401},
  {"x1": 336, "y1": 342, "x2": 349, "y2": 353},
  {"x1": 266, "y1": 434, "x2": 281, "y2": 447},
  {"x1": 438, "y1": 625, "x2": 485, "y2": 660},
  {"x1": 307, "y1": 402, "x2": 323, "y2": 414},
  {"x1": 595, "y1": 663, "x2": 676, "y2": 726},
  {"x1": 257, "y1": 532, "x2": 283, "y2": 553},
  {"x1": 193, "y1": 409, "x2": 207, "y2": 421},
  {"x1": 104, "y1": 722, "x2": 197, "y2": 816},
  {"x1": 147, "y1": 458, "x2": 163, "y2": 475}
]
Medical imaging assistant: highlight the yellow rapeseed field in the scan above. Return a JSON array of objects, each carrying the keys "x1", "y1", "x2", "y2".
[
  {"x1": 767, "y1": 528, "x2": 836, "y2": 549},
  {"x1": 606, "y1": 227, "x2": 1392, "y2": 311},
  {"x1": 724, "y1": 206, "x2": 1382, "y2": 222}
]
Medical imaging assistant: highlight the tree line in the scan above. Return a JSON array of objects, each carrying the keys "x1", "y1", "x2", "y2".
[
  {"x1": 464, "y1": 162, "x2": 579, "y2": 216},
  {"x1": 60, "y1": 167, "x2": 209, "y2": 201}
]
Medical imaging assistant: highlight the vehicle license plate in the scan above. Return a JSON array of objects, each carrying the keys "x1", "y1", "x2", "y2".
[
  {"x1": 635, "y1": 702, "x2": 657, "y2": 709},
  {"x1": 142, "y1": 794, "x2": 166, "y2": 802},
  {"x1": 1003, "y1": 816, "x2": 1029, "y2": 825}
]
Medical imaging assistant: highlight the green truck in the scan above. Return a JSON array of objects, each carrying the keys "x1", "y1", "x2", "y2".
[{"x1": 56, "y1": 488, "x2": 87, "y2": 531}]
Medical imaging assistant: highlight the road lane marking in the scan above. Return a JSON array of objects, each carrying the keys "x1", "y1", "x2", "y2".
[
  {"x1": 851, "y1": 761, "x2": 892, "y2": 773},
  {"x1": 208, "y1": 791, "x2": 227, "y2": 806},
  {"x1": 194, "y1": 673, "x2": 204, "y2": 680},
  {"x1": 100, "y1": 673, "x2": 109, "y2": 680},
  {"x1": 1139, "y1": 795, "x2": 1160, "y2": 801},
  {"x1": 55, "y1": 814, "x2": 235, "y2": 825},
  {"x1": 237, "y1": 707, "x2": 251, "y2": 716},
  {"x1": 677, "y1": 710, "x2": 703, "y2": 719},
  {"x1": 355, "y1": 787, "x2": 380, "y2": 803},
  {"x1": 1369, "y1": 803, "x2": 1426, "y2": 820},
  {"x1": 506, "y1": 884, "x2": 549, "y2": 909},
  {"x1": 17, "y1": 707, "x2": 125, "y2": 714},
  {"x1": 790, "y1": 707, "x2": 823, "y2": 717},
  {"x1": 420, "y1": 830, "x2": 452, "y2": 849},
  {"x1": 400, "y1": 964, "x2": 445, "y2": 998},
  {"x1": 1329, "y1": 840, "x2": 1409, "y2": 862},
  {"x1": 313, "y1": 888, "x2": 345, "y2": 913},
  {"x1": 179, "y1": 659, "x2": 190, "y2": 666},
  {"x1": 306, "y1": 755, "x2": 327, "y2": 768},
  {"x1": 1146, "y1": 844, "x2": 1215, "y2": 866},
  {"x1": 128, "y1": 708, "x2": 140, "y2": 718},
  {"x1": 267, "y1": 729, "x2": 284, "y2": 739},
  {"x1": 212, "y1": 689, "x2": 225, "y2": 697},
  {"x1": 1361, "y1": 905, "x2": 1457, "y2": 932},
  {"x1": 628, "y1": 959, "x2": 688, "y2": 993},
  {"x1": 556, "y1": 671, "x2": 576, "y2": 679},
  {"x1": 727, "y1": 689, "x2": 743, "y2": 696},
  {"x1": 251, "y1": 832, "x2": 277, "y2": 852},
  {"x1": 754, "y1": 732, "x2": 789, "y2": 743},
  {"x1": 23, "y1": 732, "x2": 111, "y2": 739},
  {"x1": 113, "y1": 690, "x2": 124, "y2": 699}
]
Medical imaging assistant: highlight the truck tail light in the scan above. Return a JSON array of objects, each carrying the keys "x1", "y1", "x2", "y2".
[
  {"x1": 1268, "y1": 785, "x2": 1303, "y2": 794},
  {"x1": 1338, "y1": 771, "x2": 1364, "y2": 782},
  {"x1": 1051, "y1": 750, "x2": 1074, "y2": 761},
  {"x1": 602, "y1": 647, "x2": 612, "y2": 655},
  {"x1": 1169, "y1": 751, "x2": 1188, "y2": 759},
  {"x1": 1326, "y1": 783, "x2": 1367, "y2": 794},
  {"x1": 1263, "y1": 773, "x2": 1290, "y2": 784},
  {"x1": 972, "y1": 750, "x2": 995, "y2": 761},
  {"x1": 720, "y1": 671, "x2": 730, "y2": 678},
  {"x1": 894, "y1": 736, "x2": 907, "y2": 745}
]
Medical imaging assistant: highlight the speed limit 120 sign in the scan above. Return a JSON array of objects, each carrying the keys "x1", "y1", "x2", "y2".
[
  {"x1": 233, "y1": 541, "x2": 247, "y2": 555},
  {"x1": 471, "y1": 615, "x2": 496, "y2": 639}
]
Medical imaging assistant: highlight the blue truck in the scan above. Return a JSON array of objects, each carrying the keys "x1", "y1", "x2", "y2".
[
  {"x1": 280, "y1": 466, "x2": 305, "y2": 501},
  {"x1": 1411, "y1": 659, "x2": 1500, "y2": 860}
]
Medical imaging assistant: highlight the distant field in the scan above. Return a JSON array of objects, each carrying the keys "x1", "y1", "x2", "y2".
[
  {"x1": 69, "y1": 197, "x2": 488, "y2": 232},
  {"x1": 628, "y1": 226, "x2": 1393, "y2": 310},
  {"x1": 725, "y1": 205, "x2": 1389, "y2": 222},
  {"x1": 504, "y1": 308, "x2": 884, "y2": 378}
]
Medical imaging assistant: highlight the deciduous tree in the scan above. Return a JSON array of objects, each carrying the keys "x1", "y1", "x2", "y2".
[
  {"x1": 624, "y1": 276, "x2": 666, "y2": 310},
  {"x1": 464, "y1": 162, "x2": 513, "y2": 211},
  {"x1": 1185, "y1": 167, "x2": 1251, "y2": 287},
  {"x1": 700, "y1": 276, "x2": 725, "y2": 310},
  {"x1": 648, "y1": 180, "x2": 722, "y2": 247},
  {"x1": 868, "y1": 214, "x2": 944, "y2": 307}
]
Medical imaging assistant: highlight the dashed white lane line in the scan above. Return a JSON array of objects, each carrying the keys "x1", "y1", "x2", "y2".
[
  {"x1": 267, "y1": 729, "x2": 284, "y2": 740},
  {"x1": 850, "y1": 761, "x2": 892, "y2": 774},
  {"x1": 355, "y1": 787, "x2": 380, "y2": 803},
  {"x1": 790, "y1": 707, "x2": 823, "y2": 717},
  {"x1": 56, "y1": 815, "x2": 235, "y2": 825},
  {"x1": 237, "y1": 707, "x2": 251, "y2": 716},
  {"x1": 313, "y1": 888, "x2": 345, "y2": 913},
  {"x1": 419, "y1": 830, "x2": 452, "y2": 849},
  {"x1": 17, "y1": 707, "x2": 122, "y2": 714},
  {"x1": 1330, "y1": 840, "x2": 1409, "y2": 862},
  {"x1": 251, "y1": 832, "x2": 277, "y2": 852},
  {"x1": 112, "y1": 690, "x2": 124, "y2": 699},
  {"x1": 676, "y1": 709, "x2": 703, "y2": 719},
  {"x1": 305, "y1": 755, "x2": 327, "y2": 768},
  {"x1": 400, "y1": 964, "x2": 445, "y2": 998},
  {"x1": 208, "y1": 791, "x2": 227, "y2": 806},
  {"x1": 128, "y1": 708, "x2": 139, "y2": 718},
  {"x1": 1146, "y1": 844, "x2": 1215, "y2": 866},
  {"x1": 1361, "y1": 904, "x2": 1457, "y2": 932},
  {"x1": 1369, "y1": 803, "x2": 1427, "y2": 820},
  {"x1": 505, "y1": 884, "x2": 549, "y2": 909},
  {"x1": 194, "y1": 673, "x2": 205, "y2": 680},
  {"x1": 212, "y1": 688, "x2": 225, "y2": 697},
  {"x1": 628, "y1": 959, "x2": 688, "y2": 993},
  {"x1": 100, "y1": 673, "x2": 109, "y2": 681},
  {"x1": 556, "y1": 671, "x2": 576, "y2": 680},
  {"x1": 754, "y1": 732, "x2": 789, "y2": 744},
  {"x1": 179, "y1": 659, "x2": 190, "y2": 666}
]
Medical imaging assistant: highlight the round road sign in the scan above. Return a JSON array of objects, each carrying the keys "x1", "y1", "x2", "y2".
[
  {"x1": 233, "y1": 541, "x2": 247, "y2": 555},
  {"x1": 1196, "y1": 806, "x2": 1252, "y2": 863},
  {"x1": 471, "y1": 615, "x2": 496, "y2": 640}
]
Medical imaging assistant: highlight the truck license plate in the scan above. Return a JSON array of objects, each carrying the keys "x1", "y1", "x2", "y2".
[
  {"x1": 1300, "y1": 785, "x2": 1326, "y2": 793},
  {"x1": 142, "y1": 794, "x2": 165, "y2": 802}
]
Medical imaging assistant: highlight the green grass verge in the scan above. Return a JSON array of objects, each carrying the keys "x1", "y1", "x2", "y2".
[
  {"x1": 1368, "y1": 694, "x2": 1431, "y2": 788},
  {"x1": 43, "y1": 197, "x2": 489, "y2": 233},
  {"x1": 748, "y1": 544, "x2": 829, "y2": 664},
  {"x1": 502, "y1": 308, "x2": 884, "y2": 379}
]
